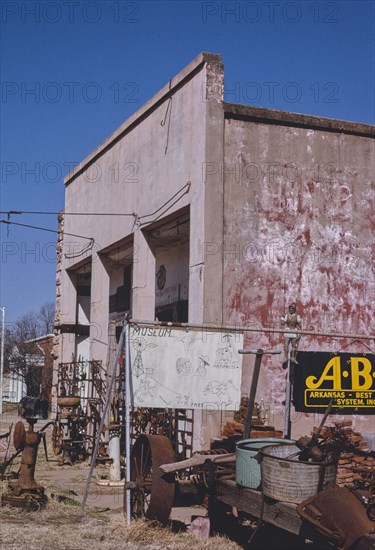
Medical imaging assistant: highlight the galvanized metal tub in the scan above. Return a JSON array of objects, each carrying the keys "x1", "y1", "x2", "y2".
[
  {"x1": 236, "y1": 438, "x2": 295, "y2": 489},
  {"x1": 259, "y1": 444, "x2": 337, "y2": 504}
]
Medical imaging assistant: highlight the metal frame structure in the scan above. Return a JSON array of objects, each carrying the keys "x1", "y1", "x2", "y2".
[{"x1": 56, "y1": 359, "x2": 107, "y2": 456}]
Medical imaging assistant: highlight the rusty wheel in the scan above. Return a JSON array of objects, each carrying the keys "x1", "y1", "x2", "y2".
[
  {"x1": 51, "y1": 423, "x2": 63, "y2": 455},
  {"x1": 127, "y1": 434, "x2": 175, "y2": 524}
]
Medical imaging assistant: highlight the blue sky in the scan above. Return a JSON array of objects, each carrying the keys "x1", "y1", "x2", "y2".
[{"x1": 1, "y1": 0, "x2": 374, "y2": 327}]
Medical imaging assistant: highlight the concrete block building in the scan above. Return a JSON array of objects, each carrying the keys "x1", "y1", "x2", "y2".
[{"x1": 54, "y1": 53, "x2": 375, "y2": 448}]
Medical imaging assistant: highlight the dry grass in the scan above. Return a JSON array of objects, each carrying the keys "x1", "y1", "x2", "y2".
[
  {"x1": 0, "y1": 500, "x2": 241, "y2": 550},
  {"x1": 1, "y1": 406, "x2": 241, "y2": 549}
]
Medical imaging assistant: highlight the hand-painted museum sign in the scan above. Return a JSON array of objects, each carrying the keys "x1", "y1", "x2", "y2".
[
  {"x1": 293, "y1": 352, "x2": 375, "y2": 414},
  {"x1": 129, "y1": 325, "x2": 244, "y2": 410}
]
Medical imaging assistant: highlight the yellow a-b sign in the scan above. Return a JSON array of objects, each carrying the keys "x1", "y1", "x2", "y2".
[
  {"x1": 293, "y1": 352, "x2": 375, "y2": 413},
  {"x1": 306, "y1": 356, "x2": 374, "y2": 391}
]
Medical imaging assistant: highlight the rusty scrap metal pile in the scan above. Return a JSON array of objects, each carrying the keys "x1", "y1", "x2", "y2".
[
  {"x1": 53, "y1": 359, "x2": 108, "y2": 464},
  {"x1": 293, "y1": 418, "x2": 375, "y2": 547},
  {"x1": 296, "y1": 419, "x2": 375, "y2": 479},
  {"x1": 319, "y1": 420, "x2": 375, "y2": 490}
]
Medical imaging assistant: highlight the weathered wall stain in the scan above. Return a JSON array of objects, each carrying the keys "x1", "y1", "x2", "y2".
[{"x1": 222, "y1": 116, "x2": 374, "y2": 433}]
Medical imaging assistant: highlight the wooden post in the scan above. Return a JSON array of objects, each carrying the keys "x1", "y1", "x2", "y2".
[{"x1": 238, "y1": 348, "x2": 281, "y2": 440}]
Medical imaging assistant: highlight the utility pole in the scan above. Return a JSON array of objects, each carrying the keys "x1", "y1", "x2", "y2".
[{"x1": 0, "y1": 306, "x2": 5, "y2": 415}]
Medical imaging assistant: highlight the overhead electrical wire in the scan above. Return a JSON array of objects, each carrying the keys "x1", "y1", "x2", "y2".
[
  {"x1": 64, "y1": 240, "x2": 95, "y2": 259},
  {"x1": 0, "y1": 181, "x2": 191, "y2": 240},
  {"x1": 0, "y1": 210, "x2": 137, "y2": 217},
  {"x1": 0, "y1": 181, "x2": 191, "y2": 221},
  {"x1": 138, "y1": 181, "x2": 191, "y2": 221},
  {"x1": 0, "y1": 219, "x2": 93, "y2": 241}
]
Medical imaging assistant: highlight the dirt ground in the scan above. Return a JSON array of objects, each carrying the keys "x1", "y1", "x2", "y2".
[
  {"x1": 0, "y1": 404, "x2": 328, "y2": 550},
  {"x1": 0, "y1": 404, "x2": 242, "y2": 550}
]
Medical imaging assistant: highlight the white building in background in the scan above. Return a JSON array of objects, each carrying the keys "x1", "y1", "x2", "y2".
[
  {"x1": 3, "y1": 334, "x2": 54, "y2": 404},
  {"x1": 2, "y1": 370, "x2": 27, "y2": 403}
]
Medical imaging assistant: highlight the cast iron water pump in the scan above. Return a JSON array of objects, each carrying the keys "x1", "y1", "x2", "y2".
[{"x1": 2, "y1": 397, "x2": 51, "y2": 510}]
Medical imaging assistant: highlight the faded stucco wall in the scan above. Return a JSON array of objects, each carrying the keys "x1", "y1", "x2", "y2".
[
  {"x1": 59, "y1": 54, "x2": 224, "y2": 362},
  {"x1": 222, "y1": 110, "x2": 375, "y2": 438},
  {"x1": 56, "y1": 53, "x2": 225, "y2": 449},
  {"x1": 56, "y1": 53, "x2": 374, "y2": 447}
]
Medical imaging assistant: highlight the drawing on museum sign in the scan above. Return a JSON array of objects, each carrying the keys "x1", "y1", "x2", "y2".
[
  {"x1": 132, "y1": 337, "x2": 157, "y2": 378},
  {"x1": 129, "y1": 326, "x2": 244, "y2": 410},
  {"x1": 195, "y1": 355, "x2": 210, "y2": 376},
  {"x1": 176, "y1": 358, "x2": 192, "y2": 375},
  {"x1": 213, "y1": 334, "x2": 239, "y2": 369},
  {"x1": 203, "y1": 380, "x2": 237, "y2": 407},
  {"x1": 176, "y1": 394, "x2": 190, "y2": 407},
  {"x1": 172, "y1": 331, "x2": 202, "y2": 351},
  {"x1": 133, "y1": 378, "x2": 158, "y2": 403}
]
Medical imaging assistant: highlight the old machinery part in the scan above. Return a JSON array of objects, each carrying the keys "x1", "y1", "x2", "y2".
[
  {"x1": 199, "y1": 451, "x2": 236, "y2": 488},
  {"x1": 56, "y1": 395, "x2": 81, "y2": 409},
  {"x1": 10, "y1": 424, "x2": 42, "y2": 494},
  {"x1": 52, "y1": 423, "x2": 63, "y2": 455},
  {"x1": 297, "y1": 486, "x2": 375, "y2": 550},
  {"x1": 54, "y1": 395, "x2": 88, "y2": 464},
  {"x1": 131, "y1": 408, "x2": 172, "y2": 438},
  {"x1": 189, "y1": 449, "x2": 228, "y2": 488},
  {"x1": 0, "y1": 448, "x2": 22, "y2": 479},
  {"x1": 130, "y1": 407, "x2": 194, "y2": 463},
  {"x1": 369, "y1": 479, "x2": 375, "y2": 521},
  {"x1": 2, "y1": 412, "x2": 49, "y2": 510},
  {"x1": 18, "y1": 396, "x2": 48, "y2": 420},
  {"x1": 159, "y1": 448, "x2": 237, "y2": 492},
  {"x1": 126, "y1": 434, "x2": 175, "y2": 525},
  {"x1": 0, "y1": 424, "x2": 12, "y2": 462},
  {"x1": 350, "y1": 482, "x2": 375, "y2": 522},
  {"x1": 202, "y1": 459, "x2": 217, "y2": 492},
  {"x1": 194, "y1": 449, "x2": 228, "y2": 456},
  {"x1": 13, "y1": 421, "x2": 26, "y2": 451},
  {"x1": 56, "y1": 360, "x2": 107, "y2": 459},
  {"x1": 188, "y1": 449, "x2": 235, "y2": 488}
]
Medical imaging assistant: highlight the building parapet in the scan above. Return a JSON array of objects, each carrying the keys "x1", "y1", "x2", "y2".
[
  {"x1": 223, "y1": 102, "x2": 375, "y2": 138},
  {"x1": 64, "y1": 52, "x2": 223, "y2": 186}
]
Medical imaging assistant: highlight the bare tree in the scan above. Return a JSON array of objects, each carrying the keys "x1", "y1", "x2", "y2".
[
  {"x1": 38, "y1": 302, "x2": 55, "y2": 334},
  {"x1": 5, "y1": 303, "x2": 55, "y2": 397}
]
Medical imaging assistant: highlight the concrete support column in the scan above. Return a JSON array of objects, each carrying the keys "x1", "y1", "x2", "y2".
[
  {"x1": 132, "y1": 230, "x2": 156, "y2": 321},
  {"x1": 203, "y1": 99, "x2": 225, "y2": 326},
  {"x1": 90, "y1": 253, "x2": 110, "y2": 363},
  {"x1": 59, "y1": 270, "x2": 79, "y2": 364},
  {"x1": 59, "y1": 268, "x2": 77, "y2": 326},
  {"x1": 192, "y1": 62, "x2": 225, "y2": 452}
]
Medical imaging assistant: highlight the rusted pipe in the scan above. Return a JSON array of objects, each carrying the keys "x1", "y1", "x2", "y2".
[
  {"x1": 239, "y1": 348, "x2": 281, "y2": 439},
  {"x1": 130, "y1": 319, "x2": 375, "y2": 342}
]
